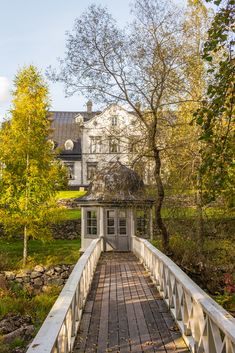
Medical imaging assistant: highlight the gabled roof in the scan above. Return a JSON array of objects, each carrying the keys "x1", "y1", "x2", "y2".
[{"x1": 49, "y1": 111, "x2": 101, "y2": 158}]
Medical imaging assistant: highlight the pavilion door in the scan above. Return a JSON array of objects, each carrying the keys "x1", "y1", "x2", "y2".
[{"x1": 105, "y1": 209, "x2": 130, "y2": 251}]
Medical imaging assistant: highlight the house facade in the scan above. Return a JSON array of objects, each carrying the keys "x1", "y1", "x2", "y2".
[{"x1": 50, "y1": 102, "x2": 151, "y2": 188}]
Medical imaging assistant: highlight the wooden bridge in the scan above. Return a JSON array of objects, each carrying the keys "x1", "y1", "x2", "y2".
[{"x1": 27, "y1": 237, "x2": 235, "y2": 353}]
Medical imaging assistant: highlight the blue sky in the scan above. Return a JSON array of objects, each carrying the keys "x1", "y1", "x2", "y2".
[{"x1": 0, "y1": 0, "x2": 185, "y2": 122}]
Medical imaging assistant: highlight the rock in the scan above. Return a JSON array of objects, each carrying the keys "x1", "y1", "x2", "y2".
[
  {"x1": 0, "y1": 314, "x2": 32, "y2": 335},
  {"x1": 54, "y1": 266, "x2": 63, "y2": 273},
  {"x1": 42, "y1": 285, "x2": 50, "y2": 292},
  {"x1": 16, "y1": 272, "x2": 25, "y2": 278},
  {"x1": 5, "y1": 271, "x2": 15, "y2": 280},
  {"x1": 15, "y1": 277, "x2": 23, "y2": 283},
  {"x1": 50, "y1": 278, "x2": 64, "y2": 286},
  {"x1": 34, "y1": 265, "x2": 45, "y2": 273},
  {"x1": 3, "y1": 325, "x2": 34, "y2": 344},
  {"x1": 23, "y1": 269, "x2": 32, "y2": 275},
  {"x1": 30, "y1": 271, "x2": 41, "y2": 279},
  {"x1": 0, "y1": 274, "x2": 8, "y2": 290},
  {"x1": 45, "y1": 269, "x2": 55, "y2": 276},
  {"x1": 22, "y1": 276, "x2": 31, "y2": 283},
  {"x1": 33, "y1": 277, "x2": 43, "y2": 286},
  {"x1": 61, "y1": 271, "x2": 69, "y2": 279}
]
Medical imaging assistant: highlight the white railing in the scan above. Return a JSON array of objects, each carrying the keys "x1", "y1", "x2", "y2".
[
  {"x1": 27, "y1": 238, "x2": 102, "y2": 353},
  {"x1": 133, "y1": 236, "x2": 235, "y2": 353}
]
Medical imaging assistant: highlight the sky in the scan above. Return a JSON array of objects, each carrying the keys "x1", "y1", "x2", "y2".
[{"x1": 0, "y1": 0, "x2": 185, "y2": 123}]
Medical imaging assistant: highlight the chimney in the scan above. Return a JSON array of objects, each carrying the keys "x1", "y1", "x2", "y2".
[{"x1": 87, "y1": 100, "x2": 92, "y2": 113}]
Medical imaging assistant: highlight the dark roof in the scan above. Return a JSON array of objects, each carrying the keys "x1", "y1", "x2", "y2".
[
  {"x1": 78, "y1": 161, "x2": 154, "y2": 205},
  {"x1": 49, "y1": 111, "x2": 100, "y2": 158}
]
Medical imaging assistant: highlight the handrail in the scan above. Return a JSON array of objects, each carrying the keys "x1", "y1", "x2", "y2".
[
  {"x1": 132, "y1": 236, "x2": 235, "y2": 353},
  {"x1": 27, "y1": 238, "x2": 102, "y2": 353}
]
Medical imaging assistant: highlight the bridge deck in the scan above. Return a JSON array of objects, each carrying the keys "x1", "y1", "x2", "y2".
[{"x1": 74, "y1": 252, "x2": 189, "y2": 353}]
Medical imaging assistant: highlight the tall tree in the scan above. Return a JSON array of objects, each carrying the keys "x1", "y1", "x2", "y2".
[
  {"x1": 194, "y1": 0, "x2": 235, "y2": 205},
  {"x1": 0, "y1": 66, "x2": 67, "y2": 266},
  {"x1": 48, "y1": 0, "x2": 187, "y2": 250},
  {"x1": 165, "y1": 0, "x2": 209, "y2": 243}
]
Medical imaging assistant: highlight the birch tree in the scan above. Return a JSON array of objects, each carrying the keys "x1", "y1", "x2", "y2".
[{"x1": 0, "y1": 66, "x2": 67, "y2": 266}]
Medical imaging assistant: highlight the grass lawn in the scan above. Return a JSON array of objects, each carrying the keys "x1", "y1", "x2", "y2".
[
  {"x1": 62, "y1": 209, "x2": 81, "y2": 220},
  {"x1": 161, "y1": 206, "x2": 235, "y2": 219},
  {"x1": 0, "y1": 238, "x2": 82, "y2": 352},
  {"x1": 56, "y1": 190, "x2": 86, "y2": 199},
  {"x1": 0, "y1": 239, "x2": 81, "y2": 271}
]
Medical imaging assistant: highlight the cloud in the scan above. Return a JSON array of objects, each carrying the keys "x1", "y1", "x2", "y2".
[{"x1": 0, "y1": 77, "x2": 9, "y2": 103}]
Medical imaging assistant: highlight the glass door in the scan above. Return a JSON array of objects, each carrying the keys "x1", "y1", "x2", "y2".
[{"x1": 105, "y1": 209, "x2": 130, "y2": 251}]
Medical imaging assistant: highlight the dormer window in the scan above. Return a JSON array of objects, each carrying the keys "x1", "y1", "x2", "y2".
[
  {"x1": 64, "y1": 139, "x2": 74, "y2": 151},
  {"x1": 112, "y1": 116, "x2": 118, "y2": 126},
  {"x1": 74, "y1": 114, "x2": 83, "y2": 125}
]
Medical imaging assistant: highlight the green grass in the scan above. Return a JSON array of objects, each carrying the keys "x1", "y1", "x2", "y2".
[
  {"x1": 62, "y1": 209, "x2": 81, "y2": 220},
  {"x1": 0, "y1": 239, "x2": 81, "y2": 271},
  {"x1": 56, "y1": 190, "x2": 86, "y2": 200},
  {"x1": 0, "y1": 238, "x2": 82, "y2": 352},
  {"x1": 161, "y1": 207, "x2": 197, "y2": 219},
  {"x1": 161, "y1": 206, "x2": 235, "y2": 220},
  {"x1": 0, "y1": 285, "x2": 61, "y2": 352}
]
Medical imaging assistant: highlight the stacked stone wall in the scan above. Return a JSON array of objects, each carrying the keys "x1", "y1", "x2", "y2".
[
  {"x1": 3, "y1": 264, "x2": 74, "y2": 294},
  {"x1": 0, "y1": 219, "x2": 81, "y2": 240}
]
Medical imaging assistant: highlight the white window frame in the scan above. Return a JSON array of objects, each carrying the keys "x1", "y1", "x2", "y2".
[
  {"x1": 85, "y1": 208, "x2": 99, "y2": 238},
  {"x1": 87, "y1": 162, "x2": 98, "y2": 181},
  {"x1": 64, "y1": 162, "x2": 75, "y2": 180},
  {"x1": 111, "y1": 116, "x2": 118, "y2": 126},
  {"x1": 109, "y1": 138, "x2": 120, "y2": 153},
  {"x1": 89, "y1": 136, "x2": 102, "y2": 153}
]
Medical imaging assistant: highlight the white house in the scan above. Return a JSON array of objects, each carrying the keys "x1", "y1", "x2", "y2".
[{"x1": 50, "y1": 102, "x2": 151, "y2": 188}]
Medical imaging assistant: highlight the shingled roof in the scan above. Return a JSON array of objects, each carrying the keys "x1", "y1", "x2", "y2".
[
  {"x1": 49, "y1": 110, "x2": 100, "y2": 159},
  {"x1": 78, "y1": 161, "x2": 154, "y2": 205}
]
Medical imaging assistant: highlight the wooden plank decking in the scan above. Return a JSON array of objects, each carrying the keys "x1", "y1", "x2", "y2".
[{"x1": 74, "y1": 253, "x2": 190, "y2": 353}]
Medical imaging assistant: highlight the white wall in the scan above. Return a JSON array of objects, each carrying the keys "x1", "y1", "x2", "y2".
[
  {"x1": 81, "y1": 104, "x2": 142, "y2": 185},
  {"x1": 66, "y1": 160, "x2": 82, "y2": 186}
]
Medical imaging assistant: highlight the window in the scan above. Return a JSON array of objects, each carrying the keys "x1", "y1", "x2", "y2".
[
  {"x1": 111, "y1": 116, "x2": 118, "y2": 126},
  {"x1": 106, "y1": 209, "x2": 127, "y2": 235},
  {"x1": 118, "y1": 210, "x2": 127, "y2": 235},
  {"x1": 64, "y1": 162, "x2": 75, "y2": 180},
  {"x1": 64, "y1": 139, "x2": 74, "y2": 151},
  {"x1": 136, "y1": 210, "x2": 149, "y2": 238},
  {"x1": 86, "y1": 210, "x2": 97, "y2": 237},
  {"x1": 107, "y1": 210, "x2": 115, "y2": 235},
  {"x1": 109, "y1": 139, "x2": 119, "y2": 153},
  {"x1": 89, "y1": 136, "x2": 102, "y2": 153},
  {"x1": 87, "y1": 162, "x2": 97, "y2": 181}
]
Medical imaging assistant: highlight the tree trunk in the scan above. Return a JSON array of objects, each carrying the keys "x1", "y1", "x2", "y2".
[
  {"x1": 23, "y1": 225, "x2": 28, "y2": 267},
  {"x1": 196, "y1": 173, "x2": 204, "y2": 246},
  {"x1": 153, "y1": 148, "x2": 170, "y2": 251}
]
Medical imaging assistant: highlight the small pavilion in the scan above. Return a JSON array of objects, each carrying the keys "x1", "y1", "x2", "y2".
[{"x1": 77, "y1": 161, "x2": 154, "y2": 252}]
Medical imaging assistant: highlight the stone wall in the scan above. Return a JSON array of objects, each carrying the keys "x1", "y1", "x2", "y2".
[
  {"x1": 51, "y1": 219, "x2": 81, "y2": 239},
  {"x1": 3, "y1": 264, "x2": 74, "y2": 294},
  {"x1": 0, "y1": 219, "x2": 81, "y2": 240},
  {"x1": 57, "y1": 198, "x2": 82, "y2": 208}
]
